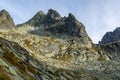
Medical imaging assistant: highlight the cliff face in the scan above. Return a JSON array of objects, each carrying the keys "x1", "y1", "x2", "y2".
[
  {"x1": 0, "y1": 9, "x2": 120, "y2": 80},
  {"x1": 24, "y1": 9, "x2": 61, "y2": 27},
  {"x1": 0, "y1": 10, "x2": 15, "y2": 30},
  {"x1": 17, "y1": 9, "x2": 92, "y2": 46}
]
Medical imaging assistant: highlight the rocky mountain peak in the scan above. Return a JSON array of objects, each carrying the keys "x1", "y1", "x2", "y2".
[
  {"x1": 37, "y1": 11, "x2": 45, "y2": 16},
  {"x1": 0, "y1": 9, "x2": 8, "y2": 15},
  {"x1": 44, "y1": 9, "x2": 62, "y2": 26},
  {"x1": 22, "y1": 9, "x2": 62, "y2": 27},
  {"x1": 0, "y1": 9, "x2": 15, "y2": 29},
  {"x1": 24, "y1": 11, "x2": 46, "y2": 27},
  {"x1": 100, "y1": 27, "x2": 120, "y2": 44},
  {"x1": 65, "y1": 13, "x2": 77, "y2": 22},
  {"x1": 114, "y1": 27, "x2": 120, "y2": 32},
  {"x1": 17, "y1": 9, "x2": 92, "y2": 46},
  {"x1": 47, "y1": 9, "x2": 61, "y2": 19}
]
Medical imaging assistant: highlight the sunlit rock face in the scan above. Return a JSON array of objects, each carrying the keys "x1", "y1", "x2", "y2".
[
  {"x1": 0, "y1": 10, "x2": 15, "y2": 30},
  {"x1": 0, "y1": 37, "x2": 99, "y2": 80}
]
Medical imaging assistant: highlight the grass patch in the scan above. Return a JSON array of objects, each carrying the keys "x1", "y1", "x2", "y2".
[{"x1": 97, "y1": 56, "x2": 106, "y2": 61}]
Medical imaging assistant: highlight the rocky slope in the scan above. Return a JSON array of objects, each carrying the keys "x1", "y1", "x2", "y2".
[
  {"x1": 0, "y1": 10, "x2": 15, "y2": 30},
  {"x1": 100, "y1": 27, "x2": 120, "y2": 44},
  {"x1": 1, "y1": 27, "x2": 120, "y2": 80},
  {"x1": 0, "y1": 9, "x2": 120, "y2": 80},
  {"x1": 0, "y1": 36, "x2": 100, "y2": 80}
]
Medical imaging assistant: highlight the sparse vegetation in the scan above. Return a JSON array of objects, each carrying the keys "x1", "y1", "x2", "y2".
[
  {"x1": 93, "y1": 47, "x2": 99, "y2": 52},
  {"x1": 24, "y1": 39, "x2": 31, "y2": 47},
  {"x1": 97, "y1": 56, "x2": 106, "y2": 61}
]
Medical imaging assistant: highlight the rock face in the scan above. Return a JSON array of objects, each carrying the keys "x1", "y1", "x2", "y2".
[
  {"x1": 100, "y1": 27, "x2": 120, "y2": 44},
  {"x1": 23, "y1": 9, "x2": 61, "y2": 27},
  {"x1": 17, "y1": 9, "x2": 92, "y2": 46},
  {"x1": 0, "y1": 10, "x2": 15, "y2": 29}
]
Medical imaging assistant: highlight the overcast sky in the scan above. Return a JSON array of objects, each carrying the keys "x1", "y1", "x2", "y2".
[{"x1": 0, "y1": 0, "x2": 120, "y2": 43}]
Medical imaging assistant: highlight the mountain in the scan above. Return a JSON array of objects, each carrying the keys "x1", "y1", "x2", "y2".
[
  {"x1": 100, "y1": 27, "x2": 120, "y2": 44},
  {"x1": 17, "y1": 9, "x2": 92, "y2": 46},
  {"x1": 0, "y1": 9, "x2": 120, "y2": 80},
  {"x1": 0, "y1": 10, "x2": 15, "y2": 30},
  {"x1": 18, "y1": 9, "x2": 62, "y2": 27}
]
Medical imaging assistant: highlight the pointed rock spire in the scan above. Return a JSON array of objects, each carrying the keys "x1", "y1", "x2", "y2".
[
  {"x1": 67, "y1": 13, "x2": 76, "y2": 21},
  {"x1": 25, "y1": 11, "x2": 46, "y2": 27},
  {"x1": 44, "y1": 9, "x2": 61, "y2": 26},
  {"x1": 0, "y1": 9, "x2": 15, "y2": 29},
  {"x1": 24, "y1": 9, "x2": 62, "y2": 27},
  {"x1": 64, "y1": 13, "x2": 77, "y2": 26},
  {"x1": 36, "y1": 11, "x2": 45, "y2": 16},
  {"x1": 47, "y1": 9, "x2": 61, "y2": 19}
]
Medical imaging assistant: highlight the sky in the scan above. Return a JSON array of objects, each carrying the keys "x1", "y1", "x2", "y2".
[{"x1": 0, "y1": 0, "x2": 120, "y2": 43}]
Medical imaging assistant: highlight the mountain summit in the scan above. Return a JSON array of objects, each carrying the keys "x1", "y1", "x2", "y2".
[
  {"x1": 100, "y1": 27, "x2": 120, "y2": 44},
  {"x1": 18, "y1": 9, "x2": 92, "y2": 45},
  {"x1": 24, "y1": 9, "x2": 61, "y2": 27},
  {"x1": 0, "y1": 10, "x2": 15, "y2": 29}
]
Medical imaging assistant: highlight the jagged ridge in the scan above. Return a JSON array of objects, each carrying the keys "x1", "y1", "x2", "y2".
[
  {"x1": 17, "y1": 9, "x2": 92, "y2": 46},
  {"x1": 100, "y1": 27, "x2": 120, "y2": 44}
]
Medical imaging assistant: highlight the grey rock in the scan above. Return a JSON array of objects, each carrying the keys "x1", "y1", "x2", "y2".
[
  {"x1": 100, "y1": 27, "x2": 120, "y2": 44},
  {"x1": 18, "y1": 9, "x2": 92, "y2": 46}
]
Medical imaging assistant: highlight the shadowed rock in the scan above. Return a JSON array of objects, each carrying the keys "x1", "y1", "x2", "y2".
[
  {"x1": 100, "y1": 27, "x2": 120, "y2": 44},
  {"x1": 18, "y1": 9, "x2": 92, "y2": 45}
]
